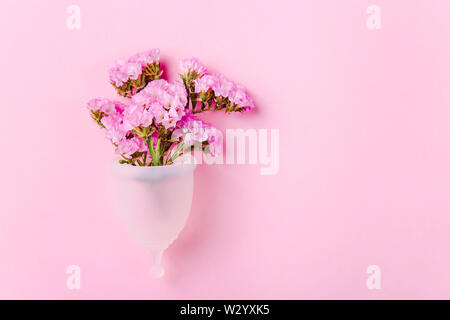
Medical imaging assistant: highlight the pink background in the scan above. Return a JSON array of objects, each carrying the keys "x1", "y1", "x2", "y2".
[{"x1": 1, "y1": 0, "x2": 450, "y2": 299}]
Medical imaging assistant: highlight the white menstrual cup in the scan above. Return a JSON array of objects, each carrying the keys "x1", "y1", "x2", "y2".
[{"x1": 111, "y1": 162, "x2": 196, "y2": 278}]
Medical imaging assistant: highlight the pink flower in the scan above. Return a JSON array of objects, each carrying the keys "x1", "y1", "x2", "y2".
[
  {"x1": 116, "y1": 136, "x2": 147, "y2": 157},
  {"x1": 179, "y1": 57, "x2": 208, "y2": 77},
  {"x1": 206, "y1": 128, "x2": 223, "y2": 156},
  {"x1": 213, "y1": 74, "x2": 235, "y2": 98},
  {"x1": 159, "y1": 106, "x2": 181, "y2": 129},
  {"x1": 151, "y1": 102, "x2": 166, "y2": 124},
  {"x1": 108, "y1": 49, "x2": 160, "y2": 87},
  {"x1": 86, "y1": 98, "x2": 131, "y2": 146},
  {"x1": 100, "y1": 112, "x2": 126, "y2": 144},
  {"x1": 122, "y1": 103, "x2": 153, "y2": 131},
  {"x1": 173, "y1": 113, "x2": 223, "y2": 156},
  {"x1": 87, "y1": 98, "x2": 125, "y2": 115},
  {"x1": 129, "y1": 49, "x2": 160, "y2": 67},
  {"x1": 228, "y1": 84, "x2": 255, "y2": 110},
  {"x1": 194, "y1": 73, "x2": 255, "y2": 110},
  {"x1": 108, "y1": 58, "x2": 129, "y2": 87},
  {"x1": 194, "y1": 74, "x2": 220, "y2": 93},
  {"x1": 125, "y1": 62, "x2": 142, "y2": 81},
  {"x1": 88, "y1": 50, "x2": 253, "y2": 166},
  {"x1": 124, "y1": 79, "x2": 188, "y2": 130}
]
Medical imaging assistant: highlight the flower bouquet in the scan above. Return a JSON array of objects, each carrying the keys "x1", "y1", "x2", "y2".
[{"x1": 87, "y1": 49, "x2": 254, "y2": 277}]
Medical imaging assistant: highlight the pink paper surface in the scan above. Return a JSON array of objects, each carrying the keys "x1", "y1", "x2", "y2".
[{"x1": 1, "y1": 0, "x2": 450, "y2": 299}]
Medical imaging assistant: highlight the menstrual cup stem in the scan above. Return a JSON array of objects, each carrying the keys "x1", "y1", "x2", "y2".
[{"x1": 149, "y1": 250, "x2": 165, "y2": 278}]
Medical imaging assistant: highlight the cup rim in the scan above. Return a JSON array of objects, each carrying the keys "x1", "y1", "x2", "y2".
[{"x1": 111, "y1": 160, "x2": 196, "y2": 181}]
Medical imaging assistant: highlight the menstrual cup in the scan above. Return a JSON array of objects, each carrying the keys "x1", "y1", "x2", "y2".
[{"x1": 111, "y1": 162, "x2": 196, "y2": 278}]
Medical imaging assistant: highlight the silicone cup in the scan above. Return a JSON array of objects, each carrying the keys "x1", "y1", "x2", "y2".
[{"x1": 111, "y1": 162, "x2": 196, "y2": 278}]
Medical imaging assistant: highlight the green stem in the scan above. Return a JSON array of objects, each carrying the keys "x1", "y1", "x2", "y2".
[
  {"x1": 169, "y1": 143, "x2": 185, "y2": 164},
  {"x1": 146, "y1": 138, "x2": 156, "y2": 165},
  {"x1": 146, "y1": 137, "x2": 163, "y2": 166}
]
